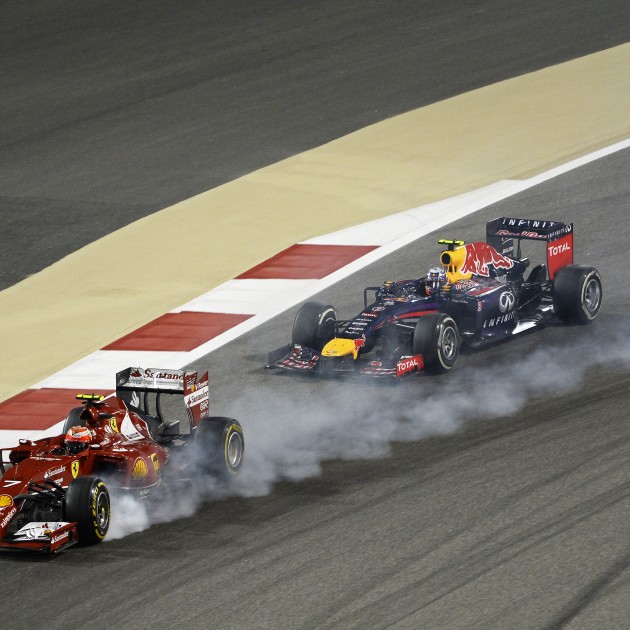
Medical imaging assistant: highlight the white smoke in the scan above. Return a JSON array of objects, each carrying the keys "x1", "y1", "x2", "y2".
[{"x1": 106, "y1": 321, "x2": 630, "y2": 540}]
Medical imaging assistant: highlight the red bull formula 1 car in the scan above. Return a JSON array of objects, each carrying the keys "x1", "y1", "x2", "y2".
[
  {"x1": 267, "y1": 217, "x2": 602, "y2": 377},
  {"x1": 0, "y1": 367, "x2": 244, "y2": 553}
]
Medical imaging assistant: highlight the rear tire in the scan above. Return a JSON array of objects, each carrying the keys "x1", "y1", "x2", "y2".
[
  {"x1": 64, "y1": 477, "x2": 110, "y2": 545},
  {"x1": 195, "y1": 417, "x2": 244, "y2": 477},
  {"x1": 412, "y1": 313, "x2": 460, "y2": 373},
  {"x1": 553, "y1": 265, "x2": 602, "y2": 323},
  {"x1": 292, "y1": 301, "x2": 337, "y2": 351}
]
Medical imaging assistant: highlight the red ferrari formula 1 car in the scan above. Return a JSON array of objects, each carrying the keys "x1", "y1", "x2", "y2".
[{"x1": 0, "y1": 367, "x2": 244, "y2": 553}]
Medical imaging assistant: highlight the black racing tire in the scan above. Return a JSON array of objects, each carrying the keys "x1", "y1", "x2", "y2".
[
  {"x1": 64, "y1": 477, "x2": 110, "y2": 545},
  {"x1": 292, "y1": 301, "x2": 337, "y2": 351},
  {"x1": 61, "y1": 407, "x2": 87, "y2": 435},
  {"x1": 195, "y1": 417, "x2": 244, "y2": 478},
  {"x1": 412, "y1": 313, "x2": 460, "y2": 373},
  {"x1": 553, "y1": 265, "x2": 602, "y2": 323}
]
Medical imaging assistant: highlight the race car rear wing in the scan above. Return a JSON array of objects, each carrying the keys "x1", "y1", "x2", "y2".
[
  {"x1": 486, "y1": 217, "x2": 574, "y2": 280},
  {"x1": 115, "y1": 367, "x2": 209, "y2": 429}
]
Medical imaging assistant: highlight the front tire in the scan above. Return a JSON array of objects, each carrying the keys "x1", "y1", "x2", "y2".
[
  {"x1": 292, "y1": 301, "x2": 337, "y2": 351},
  {"x1": 195, "y1": 417, "x2": 244, "y2": 477},
  {"x1": 553, "y1": 265, "x2": 602, "y2": 323},
  {"x1": 413, "y1": 313, "x2": 460, "y2": 373},
  {"x1": 64, "y1": 477, "x2": 110, "y2": 545}
]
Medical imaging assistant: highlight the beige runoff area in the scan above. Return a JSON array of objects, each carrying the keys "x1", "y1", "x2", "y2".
[{"x1": 1, "y1": 43, "x2": 629, "y2": 403}]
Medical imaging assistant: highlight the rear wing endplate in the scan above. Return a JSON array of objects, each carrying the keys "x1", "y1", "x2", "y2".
[
  {"x1": 115, "y1": 367, "x2": 209, "y2": 429},
  {"x1": 486, "y1": 217, "x2": 574, "y2": 279}
]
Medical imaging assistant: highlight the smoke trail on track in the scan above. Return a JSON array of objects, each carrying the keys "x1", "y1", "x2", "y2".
[{"x1": 106, "y1": 321, "x2": 630, "y2": 540}]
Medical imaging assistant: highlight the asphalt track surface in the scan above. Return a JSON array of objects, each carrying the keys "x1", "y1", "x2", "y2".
[
  {"x1": 3, "y1": 148, "x2": 630, "y2": 630},
  {"x1": 1, "y1": 0, "x2": 629, "y2": 289},
  {"x1": 2, "y1": 3, "x2": 630, "y2": 630}
]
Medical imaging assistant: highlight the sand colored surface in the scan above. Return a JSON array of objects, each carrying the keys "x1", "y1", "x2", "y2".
[{"x1": 1, "y1": 44, "x2": 629, "y2": 402}]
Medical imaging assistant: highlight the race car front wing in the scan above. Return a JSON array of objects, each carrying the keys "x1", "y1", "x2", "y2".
[
  {"x1": 267, "y1": 344, "x2": 424, "y2": 378},
  {"x1": 0, "y1": 521, "x2": 78, "y2": 553}
]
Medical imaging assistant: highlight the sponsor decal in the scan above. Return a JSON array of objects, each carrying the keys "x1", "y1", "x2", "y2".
[
  {"x1": 496, "y1": 220, "x2": 572, "y2": 241},
  {"x1": 109, "y1": 416, "x2": 119, "y2": 432},
  {"x1": 547, "y1": 232, "x2": 574, "y2": 279},
  {"x1": 483, "y1": 311, "x2": 516, "y2": 328},
  {"x1": 120, "y1": 412, "x2": 144, "y2": 441},
  {"x1": 2, "y1": 480, "x2": 21, "y2": 487},
  {"x1": 367, "y1": 361, "x2": 383, "y2": 367},
  {"x1": 548, "y1": 224, "x2": 573, "y2": 240},
  {"x1": 126, "y1": 368, "x2": 185, "y2": 392},
  {"x1": 396, "y1": 355, "x2": 424, "y2": 377},
  {"x1": 501, "y1": 218, "x2": 558, "y2": 229},
  {"x1": 50, "y1": 530, "x2": 69, "y2": 545},
  {"x1": 132, "y1": 457, "x2": 148, "y2": 480},
  {"x1": 1, "y1": 507, "x2": 17, "y2": 528},
  {"x1": 150, "y1": 453, "x2": 160, "y2": 475},
  {"x1": 135, "y1": 368, "x2": 183, "y2": 381},
  {"x1": 453, "y1": 279, "x2": 477, "y2": 291},
  {"x1": 548, "y1": 241, "x2": 571, "y2": 257},
  {"x1": 372, "y1": 306, "x2": 385, "y2": 312},
  {"x1": 71, "y1": 461, "x2": 80, "y2": 479},
  {"x1": 460, "y1": 242, "x2": 514, "y2": 277},
  {"x1": 497, "y1": 229, "x2": 546, "y2": 240},
  {"x1": 499, "y1": 291, "x2": 515, "y2": 313},
  {"x1": 185, "y1": 387, "x2": 209, "y2": 406},
  {"x1": 0, "y1": 494, "x2": 14, "y2": 508},
  {"x1": 45, "y1": 466, "x2": 66, "y2": 478},
  {"x1": 354, "y1": 338, "x2": 365, "y2": 350}
]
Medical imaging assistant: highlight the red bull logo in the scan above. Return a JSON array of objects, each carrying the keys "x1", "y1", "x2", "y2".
[
  {"x1": 353, "y1": 338, "x2": 365, "y2": 350},
  {"x1": 460, "y1": 242, "x2": 514, "y2": 277}
]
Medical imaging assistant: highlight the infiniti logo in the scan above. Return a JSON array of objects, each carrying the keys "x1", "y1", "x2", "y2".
[{"x1": 499, "y1": 291, "x2": 515, "y2": 313}]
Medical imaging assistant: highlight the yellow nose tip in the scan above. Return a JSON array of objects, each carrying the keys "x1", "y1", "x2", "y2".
[{"x1": 321, "y1": 338, "x2": 360, "y2": 359}]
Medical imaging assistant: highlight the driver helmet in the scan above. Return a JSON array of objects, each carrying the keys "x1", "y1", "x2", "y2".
[
  {"x1": 426, "y1": 266, "x2": 447, "y2": 295},
  {"x1": 64, "y1": 426, "x2": 92, "y2": 454}
]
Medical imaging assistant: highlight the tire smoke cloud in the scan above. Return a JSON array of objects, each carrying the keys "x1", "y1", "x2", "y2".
[{"x1": 107, "y1": 320, "x2": 630, "y2": 540}]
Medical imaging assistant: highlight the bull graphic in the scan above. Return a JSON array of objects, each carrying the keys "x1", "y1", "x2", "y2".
[{"x1": 460, "y1": 242, "x2": 514, "y2": 277}]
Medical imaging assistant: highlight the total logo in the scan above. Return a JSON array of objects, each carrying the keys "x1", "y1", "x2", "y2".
[
  {"x1": 396, "y1": 355, "x2": 424, "y2": 377},
  {"x1": 548, "y1": 242, "x2": 571, "y2": 256}
]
